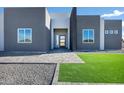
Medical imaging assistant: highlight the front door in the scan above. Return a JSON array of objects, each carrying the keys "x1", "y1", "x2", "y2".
[{"x1": 59, "y1": 35, "x2": 66, "y2": 48}]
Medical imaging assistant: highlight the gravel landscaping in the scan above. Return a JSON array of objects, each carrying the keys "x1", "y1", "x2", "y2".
[{"x1": 0, "y1": 63, "x2": 56, "y2": 85}]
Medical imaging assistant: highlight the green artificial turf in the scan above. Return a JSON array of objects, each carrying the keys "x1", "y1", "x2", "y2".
[{"x1": 59, "y1": 53, "x2": 124, "y2": 83}]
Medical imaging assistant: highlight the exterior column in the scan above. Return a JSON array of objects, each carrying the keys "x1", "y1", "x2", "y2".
[
  {"x1": 0, "y1": 13, "x2": 4, "y2": 51},
  {"x1": 68, "y1": 22, "x2": 70, "y2": 49},
  {"x1": 100, "y1": 18, "x2": 104, "y2": 50}
]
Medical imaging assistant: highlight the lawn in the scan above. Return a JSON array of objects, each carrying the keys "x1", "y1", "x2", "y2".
[{"x1": 59, "y1": 53, "x2": 124, "y2": 83}]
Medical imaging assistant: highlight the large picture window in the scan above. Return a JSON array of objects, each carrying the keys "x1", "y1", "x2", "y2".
[
  {"x1": 17, "y1": 28, "x2": 32, "y2": 43},
  {"x1": 82, "y1": 29, "x2": 94, "y2": 43}
]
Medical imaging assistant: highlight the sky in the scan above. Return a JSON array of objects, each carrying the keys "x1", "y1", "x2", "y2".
[
  {"x1": 0, "y1": 7, "x2": 124, "y2": 38},
  {"x1": 47, "y1": 7, "x2": 124, "y2": 20},
  {"x1": 47, "y1": 7, "x2": 72, "y2": 14},
  {"x1": 0, "y1": 8, "x2": 3, "y2": 13}
]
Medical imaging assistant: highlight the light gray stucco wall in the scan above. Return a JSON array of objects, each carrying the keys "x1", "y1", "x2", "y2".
[
  {"x1": 4, "y1": 7, "x2": 50, "y2": 52},
  {"x1": 104, "y1": 20, "x2": 122, "y2": 49},
  {"x1": 100, "y1": 18, "x2": 104, "y2": 50},
  {"x1": 45, "y1": 9, "x2": 51, "y2": 51},
  {"x1": 77, "y1": 15, "x2": 100, "y2": 50}
]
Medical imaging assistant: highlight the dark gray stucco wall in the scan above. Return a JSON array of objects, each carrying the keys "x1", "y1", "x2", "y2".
[
  {"x1": 4, "y1": 7, "x2": 50, "y2": 52},
  {"x1": 70, "y1": 7, "x2": 77, "y2": 51},
  {"x1": 104, "y1": 20, "x2": 122, "y2": 49},
  {"x1": 77, "y1": 15, "x2": 100, "y2": 50}
]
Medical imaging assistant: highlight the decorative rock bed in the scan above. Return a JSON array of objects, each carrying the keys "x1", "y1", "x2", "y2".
[{"x1": 0, "y1": 63, "x2": 56, "y2": 85}]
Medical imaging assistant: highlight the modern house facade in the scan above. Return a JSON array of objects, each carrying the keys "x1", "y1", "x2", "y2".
[{"x1": 0, "y1": 7, "x2": 122, "y2": 52}]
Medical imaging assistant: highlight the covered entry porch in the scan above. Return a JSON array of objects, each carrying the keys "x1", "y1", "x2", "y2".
[
  {"x1": 54, "y1": 29, "x2": 68, "y2": 49},
  {"x1": 50, "y1": 13, "x2": 70, "y2": 50}
]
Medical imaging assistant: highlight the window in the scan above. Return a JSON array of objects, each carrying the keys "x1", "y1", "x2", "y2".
[
  {"x1": 82, "y1": 29, "x2": 94, "y2": 43},
  {"x1": 109, "y1": 30, "x2": 113, "y2": 34},
  {"x1": 17, "y1": 28, "x2": 32, "y2": 43},
  {"x1": 105, "y1": 30, "x2": 109, "y2": 34},
  {"x1": 105, "y1": 29, "x2": 118, "y2": 35},
  {"x1": 114, "y1": 30, "x2": 118, "y2": 34}
]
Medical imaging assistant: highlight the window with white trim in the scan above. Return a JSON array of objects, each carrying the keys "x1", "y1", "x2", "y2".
[
  {"x1": 105, "y1": 30, "x2": 109, "y2": 34},
  {"x1": 114, "y1": 30, "x2": 118, "y2": 34},
  {"x1": 82, "y1": 29, "x2": 94, "y2": 43},
  {"x1": 109, "y1": 30, "x2": 113, "y2": 34},
  {"x1": 17, "y1": 28, "x2": 32, "y2": 43}
]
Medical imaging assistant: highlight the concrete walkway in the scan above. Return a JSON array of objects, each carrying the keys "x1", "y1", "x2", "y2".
[{"x1": 0, "y1": 52, "x2": 83, "y2": 63}]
